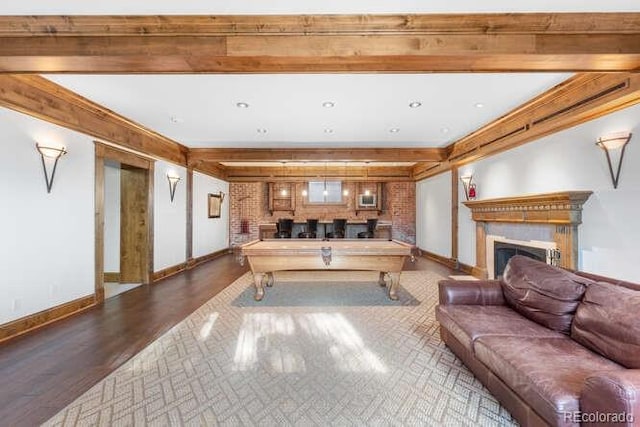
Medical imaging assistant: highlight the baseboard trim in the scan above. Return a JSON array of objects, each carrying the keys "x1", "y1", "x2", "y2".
[
  {"x1": 152, "y1": 262, "x2": 188, "y2": 282},
  {"x1": 419, "y1": 248, "x2": 458, "y2": 270},
  {"x1": 0, "y1": 295, "x2": 96, "y2": 344},
  {"x1": 189, "y1": 247, "x2": 232, "y2": 268},
  {"x1": 104, "y1": 272, "x2": 120, "y2": 282},
  {"x1": 471, "y1": 266, "x2": 489, "y2": 279},
  {"x1": 457, "y1": 262, "x2": 475, "y2": 275}
]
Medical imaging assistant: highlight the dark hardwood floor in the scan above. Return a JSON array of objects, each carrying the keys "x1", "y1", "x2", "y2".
[{"x1": 0, "y1": 254, "x2": 453, "y2": 427}]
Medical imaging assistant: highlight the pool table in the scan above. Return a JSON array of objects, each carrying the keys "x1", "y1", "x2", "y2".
[{"x1": 239, "y1": 239, "x2": 415, "y2": 301}]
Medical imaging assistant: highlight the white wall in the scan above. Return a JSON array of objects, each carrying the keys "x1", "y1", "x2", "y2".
[
  {"x1": 103, "y1": 162, "x2": 120, "y2": 273},
  {"x1": 192, "y1": 171, "x2": 230, "y2": 258},
  {"x1": 154, "y1": 160, "x2": 187, "y2": 271},
  {"x1": 416, "y1": 171, "x2": 452, "y2": 258},
  {"x1": 457, "y1": 103, "x2": 640, "y2": 281},
  {"x1": 0, "y1": 108, "x2": 95, "y2": 324}
]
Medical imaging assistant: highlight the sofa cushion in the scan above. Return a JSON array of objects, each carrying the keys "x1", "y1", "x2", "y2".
[
  {"x1": 571, "y1": 281, "x2": 640, "y2": 368},
  {"x1": 435, "y1": 305, "x2": 562, "y2": 352},
  {"x1": 501, "y1": 255, "x2": 593, "y2": 334},
  {"x1": 474, "y1": 336, "x2": 623, "y2": 426}
]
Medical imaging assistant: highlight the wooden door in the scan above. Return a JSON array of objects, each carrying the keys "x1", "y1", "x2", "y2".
[
  {"x1": 119, "y1": 165, "x2": 149, "y2": 283},
  {"x1": 95, "y1": 142, "x2": 154, "y2": 303}
]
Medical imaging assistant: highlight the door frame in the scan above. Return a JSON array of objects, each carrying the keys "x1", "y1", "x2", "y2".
[{"x1": 95, "y1": 142, "x2": 154, "y2": 303}]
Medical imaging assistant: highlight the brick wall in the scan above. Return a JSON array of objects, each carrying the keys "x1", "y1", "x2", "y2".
[
  {"x1": 230, "y1": 181, "x2": 416, "y2": 244},
  {"x1": 229, "y1": 182, "x2": 265, "y2": 245},
  {"x1": 385, "y1": 181, "x2": 416, "y2": 244}
]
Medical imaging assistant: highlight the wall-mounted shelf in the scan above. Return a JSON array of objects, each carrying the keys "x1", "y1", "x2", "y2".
[{"x1": 268, "y1": 182, "x2": 295, "y2": 215}]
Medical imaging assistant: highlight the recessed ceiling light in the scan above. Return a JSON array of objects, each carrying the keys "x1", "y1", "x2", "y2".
[
  {"x1": 474, "y1": 102, "x2": 484, "y2": 108},
  {"x1": 389, "y1": 128, "x2": 400, "y2": 133},
  {"x1": 322, "y1": 101, "x2": 335, "y2": 108},
  {"x1": 236, "y1": 102, "x2": 249, "y2": 108},
  {"x1": 324, "y1": 128, "x2": 334, "y2": 134},
  {"x1": 409, "y1": 101, "x2": 422, "y2": 108},
  {"x1": 169, "y1": 116, "x2": 184, "y2": 124},
  {"x1": 441, "y1": 127, "x2": 450, "y2": 133},
  {"x1": 257, "y1": 128, "x2": 268, "y2": 134}
]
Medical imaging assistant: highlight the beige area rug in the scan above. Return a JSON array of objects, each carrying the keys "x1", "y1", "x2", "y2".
[{"x1": 44, "y1": 271, "x2": 516, "y2": 426}]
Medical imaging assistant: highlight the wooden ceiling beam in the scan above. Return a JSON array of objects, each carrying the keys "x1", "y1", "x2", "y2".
[
  {"x1": 189, "y1": 148, "x2": 447, "y2": 163},
  {"x1": 0, "y1": 14, "x2": 639, "y2": 73},
  {"x1": 0, "y1": 74, "x2": 188, "y2": 165},
  {"x1": 225, "y1": 165, "x2": 414, "y2": 182},
  {"x1": 0, "y1": 14, "x2": 637, "y2": 36}
]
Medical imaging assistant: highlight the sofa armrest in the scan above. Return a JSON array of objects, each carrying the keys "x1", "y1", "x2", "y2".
[
  {"x1": 580, "y1": 371, "x2": 640, "y2": 427},
  {"x1": 438, "y1": 280, "x2": 505, "y2": 306}
]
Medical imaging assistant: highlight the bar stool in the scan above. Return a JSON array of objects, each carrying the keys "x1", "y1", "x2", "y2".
[
  {"x1": 326, "y1": 219, "x2": 347, "y2": 238},
  {"x1": 357, "y1": 218, "x2": 378, "y2": 238},
  {"x1": 274, "y1": 218, "x2": 294, "y2": 238},
  {"x1": 298, "y1": 219, "x2": 319, "y2": 238}
]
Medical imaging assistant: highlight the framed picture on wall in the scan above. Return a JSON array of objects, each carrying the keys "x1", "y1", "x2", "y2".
[{"x1": 208, "y1": 193, "x2": 223, "y2": 218}]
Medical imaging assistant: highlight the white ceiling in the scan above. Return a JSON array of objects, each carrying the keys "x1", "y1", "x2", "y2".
[
  {"x1": 6, "y1": 3, "x2": 632, "y2": 160},
  {"x1": 46, "y1": 73, "x2": 572, "y2": 149},
  {"x1": 1, "y1": 0, "x2": 638, "y2": 14}
]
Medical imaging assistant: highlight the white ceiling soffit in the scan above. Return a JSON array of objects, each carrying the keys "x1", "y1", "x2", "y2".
[
  {"x1": 1, "y1": 0, "x2": 638, "y2": 14},
  {"x1": 45, "y1": 73, "x2": 572, "y2": 149}
]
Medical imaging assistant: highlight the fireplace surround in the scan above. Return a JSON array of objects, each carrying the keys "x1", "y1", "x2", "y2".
[
  {"x1": 487, "y1": 235, "x2": 557, "y2": 279},
  {"x1": 463, "y1": 191, "x2": 593, "y2": 278}
]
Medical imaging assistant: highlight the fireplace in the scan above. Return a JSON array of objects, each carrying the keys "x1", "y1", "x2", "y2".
[
  {"x1": 463, "y1": 191, "x2": 593, "y2": 278},
  {"x1": 487, "y1": 235, "x2": 558, "y2": 279},
  {"x1": 494, "y1": 241, "x2": 547, "y2": 279}
]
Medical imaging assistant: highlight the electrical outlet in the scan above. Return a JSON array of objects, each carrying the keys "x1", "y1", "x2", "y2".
[{"x1": 12, "y1": 298, "x2": 21, "y2": 311}]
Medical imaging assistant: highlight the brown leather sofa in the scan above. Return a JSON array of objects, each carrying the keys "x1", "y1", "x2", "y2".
[{"x1": 436, "y1": 255, "x2": 640, "y2": 427}]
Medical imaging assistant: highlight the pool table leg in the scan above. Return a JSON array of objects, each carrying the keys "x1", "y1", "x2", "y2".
[
  {"x1": 388, "y1": 272, "x2": 401, "y2": 300},
  {"x1": 265, "y1": 272, "x2": 274, "y2": 287},
  {"x1": 253, "y1": 272, "x2": 265, "y2": 301},
  {"x1": 378, "y1": 271, "x2": 387, "y2": 286}
]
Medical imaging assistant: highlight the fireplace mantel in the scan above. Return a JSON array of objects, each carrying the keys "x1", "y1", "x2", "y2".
[
  {"x1": 463, "y1": 191, "x2": 593, "y2": 277},
  {"x1": 463, "y1": 191, "x2": 593, "y2": 225}
]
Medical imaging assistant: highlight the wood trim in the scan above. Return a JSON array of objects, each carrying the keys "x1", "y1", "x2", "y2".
[
  {"x1": 0, "y1": 75, "x2": 188, "y2": 165},
  {"x1": 415, "y1": 73, "x2": 640, "y2": 181},
  {"x1": 186, "y1": 167, "x2": 194, "y2": 261},
  {"x1": 146, "y1": 162, "x2": 155, "y2": 285},
  {"x1": 457, "y1": 262, "x2": 475, "y2": 276},
  {"x1": 189, "y1": 247, "x2": 233, "y2": 268},
  {"x1": 152, "y1": 262, "x2": 188, "y2": 282},
  {"x1": 1, "y1": 14, "x2": 637, "y2": 37},
  {"x1": 463, "y1": 191, "x2": 593, "y2": 225},
  {"x1": 226, "y1": 165, "x2": 414, "y2": 182},
  {"x1": 103, "y1": 272, "x2": 120, "y2": 282},
  {"x1": 0, "y1": 295, "x2": 95, "y2": 343},
  {"x1": 0, "y1": 14, "x2": 638, "y2": 73},
  {"x1": 451, "y1": 167, "x2": 459, "y2": 261},
  {"x1": 419, "y1": 248, "x2": 458, "y2": 270},
  {"x1": 95, "y1": 142, "x2": 153, "y2": 170},
  {"x1": 192, "y1": 148, "x2": 446, "y2": 163},
  {"x1": 188, "y1": 161, "x2": 227, "y2": 181},
  {"x1": 94, "y1": 143, "x2": 105, "y2": 304}
]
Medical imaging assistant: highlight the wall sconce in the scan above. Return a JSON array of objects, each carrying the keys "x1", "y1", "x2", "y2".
[
  {"x1": 216, "y1": 191, "x2": 226, "y2": 203},
  {"x1": 36, "y1": 143, "x2": 67, "y2": 193},
  {"x1": 596, "y1": 132, "x2": 632, "y2": 189},
  {"x1": 460, "y1": 174, "x2": 476, "y2": 200},
  {"x1": 166, "y1": 172, "x2": 181, "y2": 202}
]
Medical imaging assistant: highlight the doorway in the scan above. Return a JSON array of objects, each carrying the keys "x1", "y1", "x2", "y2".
[{"x1": 95, "y1": 142, "x2": 154, "y2": 303}]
